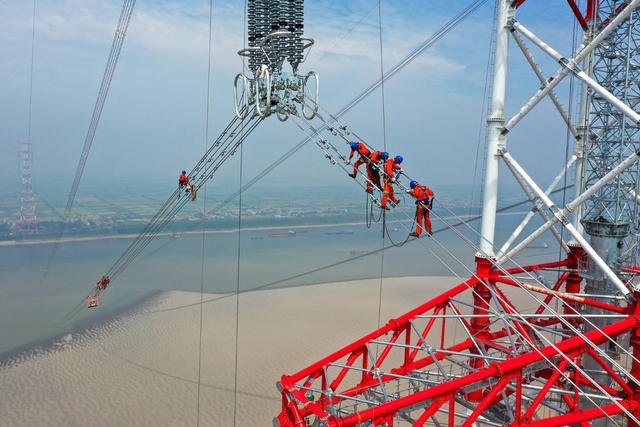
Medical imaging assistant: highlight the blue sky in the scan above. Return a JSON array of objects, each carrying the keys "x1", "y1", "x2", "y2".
[{"x1": 0, "y1": 0, "x2": 587, "y2": 201}]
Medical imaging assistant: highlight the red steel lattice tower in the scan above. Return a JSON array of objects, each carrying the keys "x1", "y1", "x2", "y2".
[{"x1": 18, "y1": 142, "x2": 38, "y2": 233}]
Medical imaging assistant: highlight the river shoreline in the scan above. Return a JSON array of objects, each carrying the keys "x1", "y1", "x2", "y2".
[{"x1": 0, "y1": 211, "x2": 528, "y2": 247}]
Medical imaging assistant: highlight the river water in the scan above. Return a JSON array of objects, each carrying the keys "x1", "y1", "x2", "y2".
[{"x1": 0, "y1": 213, "x2": 556, "y2": 359}]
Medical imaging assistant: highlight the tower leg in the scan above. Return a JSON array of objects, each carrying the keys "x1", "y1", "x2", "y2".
[{"x1": 479, "y1": 0, "x2": 511, "y2": 257}]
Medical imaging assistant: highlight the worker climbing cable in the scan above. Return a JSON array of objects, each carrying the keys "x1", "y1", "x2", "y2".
[
  {"x1": 96, "y1": 275, "x2": 110, "y2": 290},
  {"x1": 365, "y1": 150, "x2": 387, "y2": 194},
  {"x1": 347, "y1": 141, "x2": 371, "y2": 178},
  {"x1": 406, "y1": 180, "x2": 434, "y2": 237},
  {"x1": 179, "y1": 170, "x2": 189, "y2": 189},
  {"x1": 381, "y1": 155, "x2": 403, "y2": 210},
  {"x1": 178, "y1": 170, "x2": 198, "y2": 201}
]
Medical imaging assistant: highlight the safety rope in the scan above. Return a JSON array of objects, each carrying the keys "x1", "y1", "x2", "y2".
[
  {"x1": 365, "y1": 192, "x2": 383, "y2": 229},
  {"x1": 196, "y1": 1, "x2": 213, "y2": 425}
]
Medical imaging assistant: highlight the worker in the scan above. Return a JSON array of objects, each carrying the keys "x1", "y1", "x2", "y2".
[
  {"x1": 407, "y1": 180, "x2": 434, "y2": 237},
  {"x1": 100, "y1": 276, "x2": 110, "y2": 289},
  {"x1": 365, "y1": 151, "x2": 388, "y2": 194},
  {"x1": 381, "y1": 155, "x2": 403, "y2": 209},
  {"x1": 179, "y1": 171, "x2": 189, "y2": 190},
  {"x1": 347, "y1": 142, "x2": 371, "y2": 178}
]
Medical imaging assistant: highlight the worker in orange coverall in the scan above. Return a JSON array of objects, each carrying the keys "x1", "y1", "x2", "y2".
[
  {"x1": 365, "y1": 151, "x2": 388, "y2": 194},
  {"x1": 381, "y1": 155, "x2": 403, "y2": 209},
  {"x1": 179, "y1": 171, "x2": 189, "y2": 189},
  {"x1": 347, "y1": 142, "x2": 371, "y2": 178},
  {"x1": 407, "y1": 180, "x2": 434, "y2": 237}
]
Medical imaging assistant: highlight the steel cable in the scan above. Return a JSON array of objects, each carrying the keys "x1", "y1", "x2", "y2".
[
  {"x1": 292, "y1": 113, "x2": 632, "y2": 424},
  {"x1": 196, "y1": 0, "x2": 214, "y2": 424},
  {"x1": 44, "y1": 0, "x2": 136, "y2": 276},
  {"x1": 307, "y1": 96, "x2": 640, "y2": 372},
  {"x1": 233, "y1": 2, "x2": 248, "y2": 424},
  {"x1": 61, "y1": 110, "x2": 263, "y2": 322},
  {"x1": 148, "y1": 187, "x2": 571, "y2": 315},
  {"x1": 294, "y1": 101, "x2": 640, "y2": 422}
]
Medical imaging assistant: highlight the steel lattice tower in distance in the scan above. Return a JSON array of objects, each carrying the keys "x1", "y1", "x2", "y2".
[{"x1": 18, "y1": 142, "x2": 38, "y2": 234}]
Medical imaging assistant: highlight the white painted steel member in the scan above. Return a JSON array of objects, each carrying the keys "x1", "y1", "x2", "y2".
[
  {"x1": 509, "y1": 28, "x2": 578, "y2": 138},
  {"x1": 500, "y1": 149, "x2": 636, "y2": 299},
  {"x1": 572, "y1": 24, "x2": 593, "y2": 238},
  {"x1": 500, "y1": 149, "x2": 640, "y2": 265},
  {"x1": 511, "y1": 20, "x2": 640, "y2": 124},
  {"x1": 479, "y1": 0, "x2": 511, "y2": 257},
  {"x1": 501, "y1": 0, "x2": 640, "y2": 134},
  {"x1": 498, "y1": 154, "x2": 576, "y2": 257}
]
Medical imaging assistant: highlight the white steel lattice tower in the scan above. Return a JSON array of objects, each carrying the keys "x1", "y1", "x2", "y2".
[
  {"x1": 583, "y1": 3, "x2": 640, "y2": 265},
  {"x1": 581, "y1": 4, "x2": 640, "y2": 426},
  {"x1": 18, "y1": 142, "x2": 38, "y2": 233}
]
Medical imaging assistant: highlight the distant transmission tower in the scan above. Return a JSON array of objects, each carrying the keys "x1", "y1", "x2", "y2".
[{"x1": 18, "y1": 142, "x2": 38, "y2": 234}]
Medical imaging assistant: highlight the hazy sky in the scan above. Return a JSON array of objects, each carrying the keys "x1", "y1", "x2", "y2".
[{"x1": 1, "y1": 0, "x2": 585, "y2": 200}]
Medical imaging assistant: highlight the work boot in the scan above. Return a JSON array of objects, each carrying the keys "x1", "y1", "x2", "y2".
[
  {"x1": 348, "y1": 173, "x2": 356, "y2": 179},
  {"x1": 366, "y1": 188, "x2": 373, "y2": 195},
  {"x1": 381, "y1": 205, "x2": 390, "y2": 210},
  {"x1": 409, "y1": 232, "x2": 419, "y2": 238}
]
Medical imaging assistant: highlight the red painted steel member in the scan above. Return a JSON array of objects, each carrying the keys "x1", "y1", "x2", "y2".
[
  {"x1": 407, "y1": 180, "x2": 434, "y2": 236},
  {"x1": 347, "y1": 142, "x2": 371, "y2": 178},
  {"x1": 381, "y1": 155, "x2": 403, "y2": 209},
  {"x1": 365, "y1": 151, "x2": 388, "y2": 193}
]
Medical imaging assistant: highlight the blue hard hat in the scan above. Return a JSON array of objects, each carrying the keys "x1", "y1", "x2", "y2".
[
  {"x1": 381, "y1": 152, "x2": 389, "y2": 161},
  {"x1": 182, "y1": 170, "x2": 186, "y2": 174},
  {"x1": 395, "y1": 155, "x2": 403, "y2": 164},
  {"x1": 410, "y1": 180, "x2": 418, "y2": 189},
  {"x1": 350, "y1": 142, "x2": 359, "y2": 150}
]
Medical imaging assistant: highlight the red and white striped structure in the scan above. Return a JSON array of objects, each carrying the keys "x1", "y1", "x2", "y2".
[{"x1": 276, "y1": 1, "x2": 640, "y2": 425}]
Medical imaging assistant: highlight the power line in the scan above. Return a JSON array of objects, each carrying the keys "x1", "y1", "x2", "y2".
[
  {"x1": 196, "y1": 0, "x2": 214, "y2": 425},
  {"x1": 375, "y1": 0, "x2": 387, "y2": 351},
  {"x1": 150, "y1": 186, "x2": 572, "y2": 315},
  {"x1": 233, "y1": 2, "x2": 248, "y2": 424},
  {"x1": 63, "y1": 0, "x2": 488, "y2": 317},
  {"x1": 27, "y1": 0, "x2": 37, "y2": 141},
  {"x1": 44, "y1": 0, "x2": 136, "y2": 276}
]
